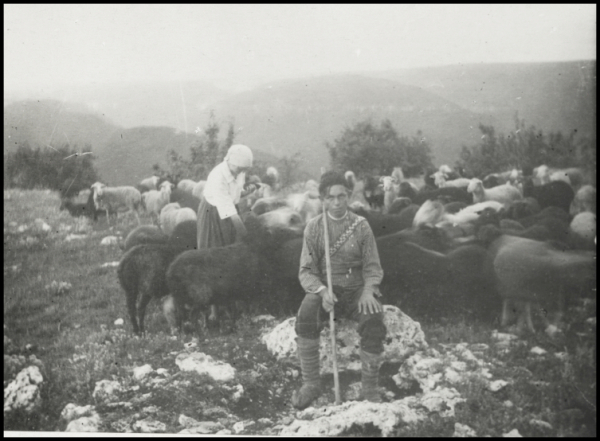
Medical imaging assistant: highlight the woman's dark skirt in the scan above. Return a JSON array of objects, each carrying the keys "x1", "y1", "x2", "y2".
[{"x1": 196, "y1": 197, "x2": 237, "y2": 249}]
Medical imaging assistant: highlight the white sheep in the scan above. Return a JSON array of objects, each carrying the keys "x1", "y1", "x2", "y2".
[
  {"x1": 344, "y1": 171, "x2": 369, "y2": 207},
  {"x1": 192, "y1": 180, "x2": 206, "y2": 200},
  {"x1": 569, "y1": 212, "x2": 596, "y2": 249},
  {"x1": 90, "y1": 182, "x2": 142, "y2": 225},
  {"x1": 140, "y1": 176, "x2": 160, "y2": 191},
  {"x1": 177, "y1": 179, "x2": 197, "y2": 194},
  {"x1": 570, "y1": 185, "x2": 596, "y2": 216},
  {"x1": 433, "y1": 172, "x2": 471, "y2": 188},
  {"x1": 467, "y1": 178, "x2": 522, "y2": 206},
  {"x1": 442, "y1": 200, "x2": 504, "y2": 226},
  {"x1": 143, "y1": 181, "x2": 174, "y2": 225},
  {"x1": 159, "y1": 202, "x2": 198, "y2": 236},
  {"x1": 380, "y1": 176, "x2": 399, "y2": 214},
  {"x1": 413, "y1": 199, "x2": 445, "y2": 227},
  {"x1": 286, "y1": 192, "x2": 321, "y2": 223},
  {"x1": 535, "y1": 165, "x2": 585, "y2": 190}
]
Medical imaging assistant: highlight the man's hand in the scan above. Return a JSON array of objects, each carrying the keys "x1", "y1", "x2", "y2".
[
  {"x1": 358, "y1": 290, "x2": 383, "y2": 315},
  {"x1": 319, "y1": 286, "x2": 337, "y2": 313}
]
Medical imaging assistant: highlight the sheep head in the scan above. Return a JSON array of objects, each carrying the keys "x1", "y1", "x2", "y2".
[{"x1": 467, "y1": 179, "x2": 483, "y2": 194}]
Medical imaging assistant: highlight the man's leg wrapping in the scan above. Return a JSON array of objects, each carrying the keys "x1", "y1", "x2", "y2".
[
  {"x1": 357, "y1": 310, "x2": 387, "y2": 402},
  {"x1": 292, "y1": 293, "x2": 326, "y2": 409}
]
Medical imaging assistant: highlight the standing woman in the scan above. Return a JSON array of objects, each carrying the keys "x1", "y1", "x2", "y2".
[{"x1": 197, "y1": 144, "x2": 255, "y2": 250}]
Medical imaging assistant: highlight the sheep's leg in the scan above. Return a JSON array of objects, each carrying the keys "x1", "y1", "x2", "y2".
[
  {"x1": 162, "y1": 295, "x2": 179, "y2": 335},
  {"x1": 137, "y1": 288, "x2": 153, "y2": 335},
  {"x1": 208, "y1": 304, "x2": 218, "y2": 325},
  {"x1": 501, "y1": 298, "x2": 511, "y2": 327},
  {"x1": 134, "y1": 208, "x2": 141, "y2": 225},
  {"x1": 126, "y1": 287, "x2": 140, "y2": 335},
  {"x1": 523, "y1": 302, "x2": 535, "y2": 333}
]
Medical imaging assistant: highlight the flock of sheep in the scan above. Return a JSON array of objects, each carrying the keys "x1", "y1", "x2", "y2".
[{"x1": 59, "y1": 163, "x2": 596, "y2": 338}]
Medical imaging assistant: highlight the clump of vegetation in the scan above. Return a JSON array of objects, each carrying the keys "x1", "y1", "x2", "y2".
[
  {"x1": 326, "y1": 118, "x2": 434, "y2": 177},
  {"x1": 4, "y1": 142, "x2": 100, "y2": 199}
]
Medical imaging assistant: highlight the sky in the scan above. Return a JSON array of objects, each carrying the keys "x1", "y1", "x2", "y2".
[{"x1": 4, "y1": 4, "x2": 597, "y2": 94}]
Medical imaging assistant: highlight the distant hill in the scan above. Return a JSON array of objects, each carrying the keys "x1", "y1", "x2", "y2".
[
  {"x1": 195, "y1": 74, "x2": 498, "y2": 175},
  {"x1": 367, "y1": 60, "x2": 596, "y2": 140},
  {"x1": 3, "y1": 100, "x2": 119, "y2": 154},
  {"x1": 5, "y1": 61, "x2": 594, "y2": 183},
  {"x1": 4, "y1": 80, "x2": 231, "y2": 132},
  {"x1": 3, "y1": 100, "x2": 286, "y2": 186}
]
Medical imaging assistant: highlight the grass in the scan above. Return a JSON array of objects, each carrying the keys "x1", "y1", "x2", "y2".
[{"x1": 3, "y1": 188, "x2": 597, "y2": 436}]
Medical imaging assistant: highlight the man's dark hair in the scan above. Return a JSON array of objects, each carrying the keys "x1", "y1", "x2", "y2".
[{"x1": 319, "y1": 171, "x2": 350, "y2": 196}]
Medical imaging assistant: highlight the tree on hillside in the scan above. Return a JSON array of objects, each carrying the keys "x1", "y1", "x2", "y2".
[
  {"x1": 456, "y1": 118, "x2": 596, "y2": 178},
  {"x1": 326, "y1": 119, "x2": 433, "y2": 178},
  {"x1": 153, "y1": 116, "x2": 236, "y2": 183},
  {"x1": 4, "y1": 142, "x2": 99, "y2": 197},
  {"x1": 277, "y1": 152, "x2": 311, "y2": 188}
]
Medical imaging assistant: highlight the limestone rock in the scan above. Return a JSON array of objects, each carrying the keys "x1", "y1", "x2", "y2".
[
  {"x1": 262, "y1": 305, "x2": 427, "y2": 373},
  {"x1": 175, "y1": 352, "x2": 236, "y2": 382},
  {"x1": 133, "y1": 417, "x2": 166, "y2": 433},
  {"x1": 92, "y1": 379, "x2": 123, "y2": 405},
  {"x1": 65, "y1": 415, "x2": 101, "y2": 432},
  {"x1": 453, "y1": 422, "x2": 477, "y2": 437},
  {"x1": 60, "y1": 403, "x2": 97, "y2": 424},
  {"x1": 133, "y1": 364, "x2": 153, "y2": 381},
  {"x1": 3, "y1": 365, "x2": 43, "y2": 413}
]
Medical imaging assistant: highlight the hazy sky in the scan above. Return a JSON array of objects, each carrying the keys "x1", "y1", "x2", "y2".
[{"x1": 4, "y1": 4, "x2": 596, "y2": 93}]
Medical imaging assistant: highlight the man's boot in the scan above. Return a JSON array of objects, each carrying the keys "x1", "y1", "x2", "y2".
[
  {"x1": 291, "y1": 337, "x2": 322, "y2": 410},
  {"x1": 360, "y1": 349, "x2": 383, "y2": 402}
]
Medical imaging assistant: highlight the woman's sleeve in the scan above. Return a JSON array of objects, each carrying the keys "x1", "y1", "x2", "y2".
[
  {"x1": 204, "y1": 169, "x2": 238, "y2": 220},
  {"x1": 298, "y1": 221, "x2": 326, "y2": 294},
  {"x1": 359, "y1": 221, "x2": 384, "y2": 291}
]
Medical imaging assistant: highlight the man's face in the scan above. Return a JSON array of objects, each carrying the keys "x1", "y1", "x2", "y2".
[{"x1": 324, "y1": 184, "x2": 349, "y2": 217}]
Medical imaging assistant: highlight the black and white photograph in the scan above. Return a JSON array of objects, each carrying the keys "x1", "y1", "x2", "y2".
[{"x1": 4, "y1": 4, "x2": 596, "y2": 436}]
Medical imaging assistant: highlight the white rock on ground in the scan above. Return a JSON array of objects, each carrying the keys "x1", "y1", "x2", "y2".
[
  {"x1": 502, "y1": 428, "x2": 522, "y2": 437},
  {"x1": 92, "y1": 380, "x2": 123, "y2": 405},
  {"x1": 65, "y1": 233, "x2": 87, "y2": 241},
  {"x1": 60, "y1": 403, "x2": 97, "y2": 424},
  {"x1": 453, "y1": 422, "x2": 478, "y2": 437},
  {"x1": 4, "y1": 365, "x2": 44, "y2": 413},
  {"x1": 101, "y1": 261, "x2": 120, "y2": 268},
  {"x1": 133, "y1": 364, "x2": 153, "y2": 381},
  {"x1": 114, "y1": 318, "x2": 124, "y2": 326},
  {"x1": 33, "y1": 219, "x2": 52, "y2": 232},
  {"x1": 280, "y1": 400, "x2": 426, "y2": 437},
  {"x1": 133, "y1": 418, "x2": 166, "y2": 433},
  {"x1": 65, "y1": 415, "x2": 102, "y2": 432},
  {"x1": 100, "y1": 235, "x2": 119, "y2": 246},
  {"x1": 487, "y1": 380, "x2": 510, "y2": 392},
  {"x1": 175, "y1": 352, "x2": 236, "y2": 382},
  {"x1": 530, "y1": 346, "x2": 547, "y2": 355},
  {"x1": 529, "y1": 419, "x2": 553, "y2": 430},
  {"x1": 262, "y1": 305, "x2": 427, "y2": 373}
]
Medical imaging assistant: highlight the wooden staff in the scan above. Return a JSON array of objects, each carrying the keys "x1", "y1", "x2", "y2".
[{"x1": 321, "y1": 168, "x2": 342, "y2": 405}]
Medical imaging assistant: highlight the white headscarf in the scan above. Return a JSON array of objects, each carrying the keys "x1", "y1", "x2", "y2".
[{"x1": 225, "y1": 144, "x2": 253, "y2": 168}]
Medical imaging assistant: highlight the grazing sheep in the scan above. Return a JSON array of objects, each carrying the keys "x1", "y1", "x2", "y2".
[
  {"x1": 344, "y1": 171, "x2": 370, "y2": 207},
  {"x1": 433, "y1": 172, "x2": 471, "y2": 189},
  {"x1": 352, "y1": 205, "x2": 418, "y2": 237},
  {"x1": 140, "y1": 176, "x2": 160, "y2": 191},
  {"x1": 412, "y1": 186, "x2": 473, "y2": 206},
  {"x1": 488, "y1": 234, "x2": 596, "y2": 334},
  {"x1": 443, "y1": 201, "x2": 468, "y2": 214},
  {"x1": 535, "y1": 165, "x2": 585, "y2": 190},
  {"x1": 363, "y1": 175, "x2": 385, "y2": 211},
  {"x1": 192, "y1": 180, "x2": 207, "y2": 200},
  {"x1": 467, "y1": 178, "x2": 522, "y2": 206},
  {"x1": 160, "y1": 202, "x2": 198, "y2": 236},
  {"x1": 568, "y1": 212, "x2": 596, "y2": 250},
  {"x1": 505, "y1": 197, "x2": 541, "y2": 220},
  {"x1": 413, "y1": 200, "x2": 446, "y2": 227},
  {"x1": 388, "y1": 197, "x2": 413, "y2": 215},
  {"x1": 59, "y1": 189, "x2": 106, "y2": 227},
  {"x1": 376, "y1": 232, "x2": 498, "y2": 318},
  {"x1": 118, "y1": 243, "x2": 187, "y2": 334},
  {"x1": 286, "y1": 192, "x2": 321, "y2": 223},
  {"x1": 398, "y1": 181, "x2": 419, "y2": 202},
  {"x1": 143, "y1": 181, "x2": 174, "y2": 224},
  {"x1": 441, "y1": 201, "x2": 504, "y2": 227},
  {"x1": 91, "y1": 182, "x2": 143, "y2": 225},
  {"x1": 570, "y1": 185, "x2": 596, "y2": 216},
  {"x1": 263, "y1": 166, "x2": 281, "y2": 192},
  {"x1": 251, "y1": 197, "x2": 288, "y2": 216},
  {"x1": 381, "y1": 176, "x2": 400, "y2": 214},
  {"x1": 121, "y1": 225, "x2": 169, "y2": 252},
  {"x1": 177, "y1": 179, "x2": 197, "y2": 194},
  {"x1": 169, "y1": 219, "x2": 198, "y2": 250},
  {"x1": 521, "y1": 178, "x2": 575, "y2": 215},
  {"x1": 169, "y1": 188, "x2": 201, "y2": 213},
  {"x1": 165, "y1": 214, "x2": 302, "y2": 333}
]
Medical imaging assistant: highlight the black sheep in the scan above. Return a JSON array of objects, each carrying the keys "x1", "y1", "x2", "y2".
[
  {"x1": 165, "y1": 215, "x2": 303, "y2": 333},
  {"x1": 169, "y1": 188, "x2": 201, "y2": 212},
  {"x1": 59, "y1": 190, "x2": 106, "y2": 223},
  {"x1": 352, "y1": 205, "x2": 419, "y2": 237},
  {"x1": 121, "y1": 225, "x2": 169, "y2": 252},
  {"x1": 118, "y1": 243, "x2": 186, "y2": 334},
  {"x1": 522, "y1": 178, "x2": 575, "y2": 214},
  {"x1": 363, "y1": 175, "x2": 385, "y2": 210},
  {"x1": 412, "y1": 187, "x2": 474, "y2": 206}
]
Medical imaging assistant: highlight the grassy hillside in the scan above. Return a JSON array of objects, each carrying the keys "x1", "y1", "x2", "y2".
[{"x1": 198, "y1": 74, "x2": 497, "y2": 175}]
